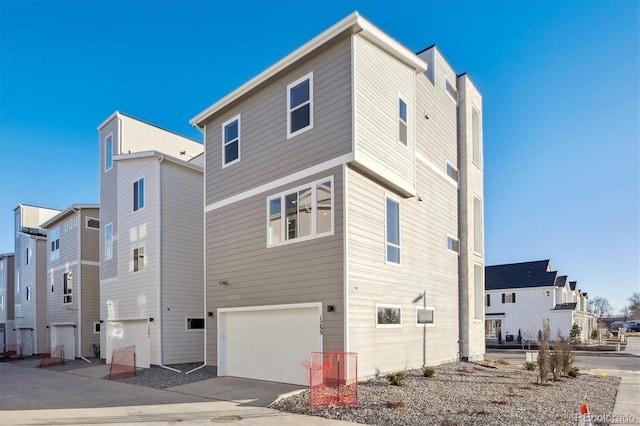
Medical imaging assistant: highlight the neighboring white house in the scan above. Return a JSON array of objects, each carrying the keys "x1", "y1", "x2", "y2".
[
  {"x1": 0, "y1": 253, "x2": 15, "y2": 353},
  {"x1": 98, "y1": 111, "x2": 205, "y2": 368},
  {"x1": 41, "y1": 205, "x2": 100, "y2": 360},
  {"x1": 191, "y1": 12, "x2": 485, "y2": 385},
  {"x1": 485, "y1": 260, "x2": 597, "y2": 343},
  {"x1": 13, "y1": 204, "x2": 61, "y2": 355}
]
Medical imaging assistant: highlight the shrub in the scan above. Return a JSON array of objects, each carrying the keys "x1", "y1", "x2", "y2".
[
  {"x1": 484, "y1": 356, "x2": 492, "y2": 362},
  {"x1": 495, "y1": 358, "x2": 510, "y2": 365},
  {"x1": 537, "y1": 326, "x2": 551, "y2": 384},
  {"x1": 570, "y1": 323, "x2": 582, "y2": 343},
  {"x1": 386, "y1": 371, "x2": 406, "y2": 386},
  {"x1": 422, "y1": 366, "x2": 435, "y2": 378},
  {"x1": 517, "y1": 328, "x2": 523, "y2": 344},
  {"x1": 523, "y1": 362, "x2": 537, "y2": 371},
  {"x1": 568, "y1": 367, "x2": 580, "y2": 378}
]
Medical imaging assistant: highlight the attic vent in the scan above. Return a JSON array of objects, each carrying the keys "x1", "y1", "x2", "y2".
[{"x1": 180, "y1": 151, "x2": 186, "y2": 155}]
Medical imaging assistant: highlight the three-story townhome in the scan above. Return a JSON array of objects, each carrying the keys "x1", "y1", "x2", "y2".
[
  {"x1": 41, "y1": 205, "x2": 100, "y2": 360},
  {"x1": 191, "y1": 12, "x2": 485, "y2": 385},
  {"x1": 14, "y1": 204, "x2": 61, "y2": 355},
  {"x1": 98, "y1": 112, "x2": 204, "y2": 368},
  {"x1": 0, "y1": 253, "x2": 15, "y2": 353}
]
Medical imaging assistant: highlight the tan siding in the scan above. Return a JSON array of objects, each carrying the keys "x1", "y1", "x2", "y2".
[
  {"x1": 203, "y1": 37, "x2": 352, "y2": 205},
  {"x1": 353, "y1": 35, "x2": 416, "y2": 195},
  {"x1": 80, "y1": 265, "x2": 100, "y2": 357},
  {"x1": 205, "y1": 167, "x2": 345, "y2": 366},
  {"x1": 160, "y1": 161, "x2": 204, "y2": 364},
  {"x1": 81, "y1": 208, "x2": 100, "y2": 262}
]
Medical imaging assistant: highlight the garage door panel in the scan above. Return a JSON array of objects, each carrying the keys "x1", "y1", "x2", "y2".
[
  {"x1": 51, "y1": 325, "x2": 75, "y2": 359},
  {"x1": 220, "y1": 306, "x2": 321, "y2": 385},
  {"x1": 106, "y1": 320, "x2": 150, "y2": 368}
]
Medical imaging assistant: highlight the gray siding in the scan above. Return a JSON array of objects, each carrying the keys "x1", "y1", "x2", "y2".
[
  {"x1": 0, "y1": 255, "x2": 14, "y2": 323},
  {"x1": 205, "y1": 167, "x2": 345, "y2": 366},
  {"x1": 203, "y1": 37, "x2": 352, "y2": 205},
  {"x1": 160, "y1": 160, "x2": 204, "y2": 364}
]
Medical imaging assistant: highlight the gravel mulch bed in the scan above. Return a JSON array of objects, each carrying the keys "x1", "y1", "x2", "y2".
[
  {"x1": 110, "y1": 363, "x2": 217, "y2": 389},
  {"x1": 271, "y1": 362, "x2": 620, "y2": 426},
  {"x1": 40, "y1": 357, "x2": 104, "y2": 372}
]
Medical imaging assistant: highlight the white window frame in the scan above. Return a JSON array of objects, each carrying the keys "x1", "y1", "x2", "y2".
[
  {"x1": 63, "y1": 271, "x2": 72, "y2": 304},
  {"x1": 221, "y1": 114, "x2": 241, "y2": 168},
  {"x1": 446, "y1": 235, "x2": 459, "y2": 254},
  {"x1": 473, "y1": 195, "x2": 483, "y2": 256},
  {"x1": 133, "y1": 246, "x2": 145, "y2": 272},
  {"x1": 85, "y1": 217, "x2": 100, "y2": 230},
  {"x1": 286, "y1": 72, "x2": 314, "y2": 139},
  {"x1": 398, "y1": 96, "x2": 408, "y2": 145},
  {"x1": 266, "y1": 176, "x2": 334, "y2": 247},
  {"x1": 376, "y1": 303, "x2": 402, "y2": 328},
  {"x1": 93, "y1": 322, "x2": 101, "y2": 334},
  {"x1": 185, "y1": 317, "x2": 205, "y2": 331},
  {"x1": 105, "y1": 133, "x2": 113, "y2": 172},
  {"x1": 133, "y1": 177, "x2": 145, "y2": 212},
  {"x1": 445, "y1": 78, "x2": 458, "y2": 104},
  {"x1": 385, "y1": 195, "x2": 401, "y2": 265},
  {"x1": 446, "y1": 162, "x2": 459, "y2": 183},
  {"x1": 416, "y1": 306, "x2": 435, "y2": 327},
  {"x1": 105, "y1": 223, "x2": 113, "y2": 261},
  {"x1": 50, "y1": 227, "x2": 60, "y2": 261}
]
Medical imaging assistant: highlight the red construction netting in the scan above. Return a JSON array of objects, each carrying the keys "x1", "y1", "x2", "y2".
[
  {"x1": 2, "y1": 344, "x2": 24, "y2": 361},
  {"x1": 301, "y1": 351, "x2": 358, "y2": 408},
  {"x1": 39, "y1": 345, "x2": 65, "y2": 368},
  {"x1": 109, "y1": 345, "x2": 136, "y2": 380}
]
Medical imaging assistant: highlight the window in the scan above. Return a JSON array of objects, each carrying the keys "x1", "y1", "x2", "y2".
[
  {"x1": 26, "y1": 286, "x2": 30, "y2": 301},
  {"x1": 105, "y1": 224, "x2": 113, "y2": 261},
  {"x1": 186, "y1": 318, "x2": 205, "y2": 330},
  {"x1": 473, "y1": 196, "x2": 483, "y2": 255},
  {"x1": 133, "y1": 247, "x2": 144, "y2": 272},
  {"x1": 445, "y1": 78, "x2": 457, "y2": 102},
  {"x1": 222, "y1": 115, "x2": 240, "y2": 166},
  {"x1": 0, "y1": 261, "x2": 3, "y2": 278},
  {"x1": 86, "y1": 217, "x2": 100, "y2": 229},
  {"x1": 376, "y1": 304, "x2": 402, "y2": 328},
  {"x1": 63, "y1": 272, "x2": 72, "y2": 304},
  {"x1": 93, "y1": 322, "x2": 101, "y2": 334},
  {"x1": 268, "y1": 177, "x2": 333, "y2": 246},
  {"x1": 133, "y1": 178, "x2": 145, "y2": 211},
  {"x1": 386, "y1": 197, "x2": 400, "y2": 264},
  {"x1": 0, "y1": 294, "x2": 4, "y2": 310},
  {"x1": 287, "y1": 72, "x2": 313, "y2": 138},
  {"x1": 416, "y1": 307, "x2": 435, "y2": 326},
  {"x1": 502, "y1": 293, "x2": 516, "y2": 304},
  {"x1": 26, "y1": 247, "x2": 31, "y2": 265},
  {"x1": 50, "y1": 227, "x2": 60, "y2": 260},
  {"x1": 105, "y1": 134, "x2": 113, "y2": 171},
  {"x1": 474, "y1": 264, "x2": 483, "y2": 320},
  {"x1": 543, "y1": 290, "x2": 551, "y2": 301},
  {"x1": 398, "y1": 98, "x2": 407, "y2": 145},
  {"x1": 447, "y1": 236, "x2": 459, "y2": 253},
  {"x1": 472, "y1": 108, "x2": 481, "y2": 166},
  {"x1": 16, "y1": 271, "x2": 20, "y2": 294},
  {"x1": 446, "y1": 162, "x2": 458, "y2": 182},
  {"x1": 486, "y1": 294, "x2": 491, "y2": 307}
]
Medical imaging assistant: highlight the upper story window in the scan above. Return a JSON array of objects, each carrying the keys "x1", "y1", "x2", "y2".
[
  {"x1": 485, "y1": 294, "x2": 491, "y2": 307},
  {"x1": 268, "y1": 177, "x2": 333, "y2": 247},
  {"x1": 473, "y1": 196, "x2": 483, "y2": 256},
  {"x1": 287, "y1": 72, "x2": 313, "y2": 138},
  {"x1": 133, "y1": 178, "x2": 145, "y2": 211},
  {"x1": 446, "y1": 162, "x2": 459, "y2": 183},
  {"x1": 543, "y1": 290, "x2": 551, "y2": 301},
  {"x1": 447, "y1": 236, "x2": 459, "y2": 253},
  {"x1": 398, "y1": 98, "x2": 407, "y2": 145},
  {"x1": 472, "y1": 108, "x2": 482, "y2": 167},
  {"x1": 50, "y1": 227, "x2": 60, "y2": 261},
  {"x1": 502, "y1": 292, "x2": 516, "y2": 304},
  {"x1": 63, "y1": 272, "x2": 72, "y2": 304},
  {"x1": 25, "y1": 247, "x2": 31, "y2": 265},
  {"x1": 0, "y1": 261, "x2": 3, "y2": 278},
  {"x1": 133, "y1": 247, "x2": 144, "y2": 272},
  {"x1": 105, "y1": 134, "x2": 113, "y2": 171},
  {"x1": 0, "y1": 294, "x2": 4, "y2": 310},
  {"x1": 25, "y1": 286, "x2": 31, "y2": 301},
  {"x1": 445, "y1": 78, "x2": 457, "y2": 103},
  {"x1": 86, "y1": 217, "x2": 100, "y2": 229},
  {"x1": 105, "y1": 224, "x2": 113, "y2": 261},
  {"x1": 15, "y1": 271, "x2": 20, "y2": 294},
  {"x1": 222, "y1": 115, "x2": 241, "y2": 167},
  {"x1": 386, "y1": 197, "x2": 400, "y2": 264}
]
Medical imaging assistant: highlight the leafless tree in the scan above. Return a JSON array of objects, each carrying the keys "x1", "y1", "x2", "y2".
[
  {"x1": 588, "y1": 296, "x2": 613, "y2": 317},
  {"x1": 628, "y1": 292, "x2": 640, "y2": 320}
]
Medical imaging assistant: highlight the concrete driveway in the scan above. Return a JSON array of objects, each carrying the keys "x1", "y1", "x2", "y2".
[{"x1": 0, "y1": 362, "x2": 351, "y2": 425}]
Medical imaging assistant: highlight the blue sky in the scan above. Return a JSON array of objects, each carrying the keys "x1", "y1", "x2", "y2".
[{"x1": 0, "y1": 1, "x2": 637, "y2": 311}]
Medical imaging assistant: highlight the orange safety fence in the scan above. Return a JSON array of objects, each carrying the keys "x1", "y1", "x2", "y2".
[
  {"x1": 302, "y1": 351, "x2": 357, "y2": 408},
  {"x1": 1, "y1": 343, "x2": 24, "y2": 361},
  {"x1": 40, "y1": 345, "x2": 65, "y2": 368},
  {"x1": 109, "y1": 345, "x2": 137, "y2": 380}
]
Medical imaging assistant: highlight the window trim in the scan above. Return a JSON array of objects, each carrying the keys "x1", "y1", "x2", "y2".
[
  {"x1": 502, "y1": 292, "x2": 516, "y2": 304},
  {"x1": 221, "y1": 114, "x2": 241, "y2": 168},
  {"x1": 266, "y1": 176, "x2": 334, "y2": 247},
  {"x1": 85, "y1": 217, "x2": 100, "y2": 230},
  {"x1": 185, "y1": 317, "x2": 205, "y2": 331},
  {"x1": 398, "y1": 96, "x2": 408, "y2": 146},
  {"x1": 63, "y1": 271, "x2": 73, "y2": 304},
  {"x1": 286, "y1": 72, "x2": 314, "y2": 139},
  {"x1": 105, "y1": 223, "x2": 113, "y2": 261},
  {"x1": 375, "y1": 303, "x2": 403, "y2": 328},
  {"x1": 416, "y1": 306, "x2": 435, "y2": 327},
  {"x1": 385, "y1": 195, "x2": 401, "y2": 266},
  {"x1": 133, "y1": 177, "x2": 145, "y2": 212},
  {"x1": 133, "y1": 246, "x2": 145, "y2": 272},
  {"x1": 446, "y1": 235, "x2": 459, "y2": 254},
  {"x1": 50, "y1": 227, "x2": 61, "y2": 261},
  {"x1": 105, "y1": 133, "x2": 113, "y2": 172},
  {"x1": 93, "y1": 322, "x2": 101, "y2": 334}
]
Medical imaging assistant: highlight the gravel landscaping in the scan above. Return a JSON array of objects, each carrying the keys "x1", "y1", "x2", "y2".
[
  {"x1": 112, "y1": 363, "x2": 217, "y2": 389},
  {"x1": 271, "y1": 361, "x2": 620, "y2": 426},
  {"x1": 41, "y1": 357, "x2": 104, "y2": 372}
]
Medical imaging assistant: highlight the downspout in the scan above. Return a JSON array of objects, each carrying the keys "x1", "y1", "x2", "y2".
[
  {"x1": 187, "y1": 123, "x2": 206, "y2": 375},
  {"x1": 156, "y1": 155, "x2": 180, "y2": 373},
  {"x1": 74, "y1": 208, "x2": 91, "y2": 363}
]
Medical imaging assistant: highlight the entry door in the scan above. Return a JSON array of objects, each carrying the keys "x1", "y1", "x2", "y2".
[{"x1": 51, "y1": 325, "x2": 75, "y2": 359}]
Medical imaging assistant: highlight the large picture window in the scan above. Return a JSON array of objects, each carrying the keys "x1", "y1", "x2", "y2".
[
  {"x1": 222, "y1": 115, "x2": 240, "y2": 166},
  {"x1": 376, "y1": 304, "x2": 402, "y2": 328},
  {"x1": 287, "y1": 72, "x2": 313, "y2": 138},
  {"x1": 268, "y1": 177, "x2": 333, "y2": 246},
  {"x1": 386, "y1": 197, "x2": 400, "y2": 264}
]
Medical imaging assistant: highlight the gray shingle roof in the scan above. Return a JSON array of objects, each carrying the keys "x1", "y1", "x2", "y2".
[
  {"x1": 485, "y1": 260, "x2": 557, "y2": 290},
  {"x1": 555, "y1": 275, "x2": 568, "y2": 288},
  {"x1": 569, "y1": 281, "x2": 578, "y2": 291}
]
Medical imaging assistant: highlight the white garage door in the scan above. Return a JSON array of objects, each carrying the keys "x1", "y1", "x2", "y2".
[
  {"x1": 51, "y1": 324, "x2": 75, "y2": 359},
  {"x1": 218, "y1": 303, "x2": 322, "y2": 385},
  {"x1": 106, "y1": 319, "x2": 150, "y2": 368}
]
